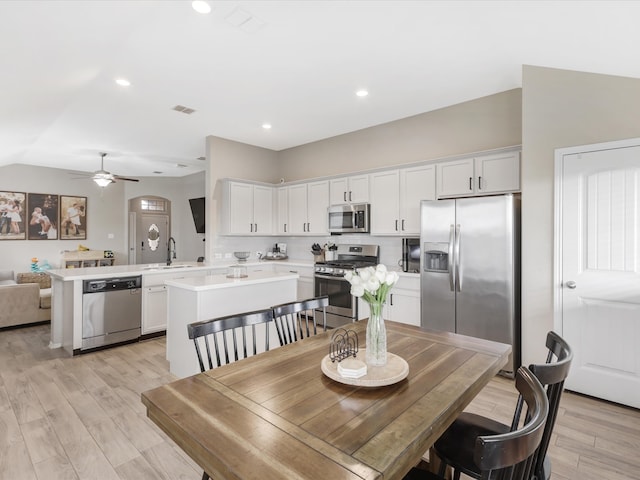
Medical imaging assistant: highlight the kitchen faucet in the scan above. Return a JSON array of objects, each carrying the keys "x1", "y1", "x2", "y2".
[{"x1": 167, "y1": 237, "x2": 177, "y2": 265}]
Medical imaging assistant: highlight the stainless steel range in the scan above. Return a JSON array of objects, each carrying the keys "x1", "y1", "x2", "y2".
[{"x1": 314, "y1": 244, "x2": 379, "y2": 328}]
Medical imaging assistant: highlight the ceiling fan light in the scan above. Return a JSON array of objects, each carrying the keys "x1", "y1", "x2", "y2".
[{"x1": 94, "y1": 177, "x2": 113, "y2": 187}]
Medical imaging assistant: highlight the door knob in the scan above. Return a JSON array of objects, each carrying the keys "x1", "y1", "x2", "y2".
[{"x1": 565, "y1": 280, "x2": 577, "y2": 289}]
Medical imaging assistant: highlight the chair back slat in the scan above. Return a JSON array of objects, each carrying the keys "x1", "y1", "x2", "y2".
[
  {"x1": 475, "y1": 367, "x2": 548, "y2": 480},
  {"x1": 272, "y1": 296, "x2": 328, "y2": 346},
  {"x1": 187, "y1": 309, "x2": 274, "y2": 372}
]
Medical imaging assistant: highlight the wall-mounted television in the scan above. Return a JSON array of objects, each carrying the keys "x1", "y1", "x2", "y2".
[{"x1": 188, "y1": 197, "x2": 205, "y2": 233}]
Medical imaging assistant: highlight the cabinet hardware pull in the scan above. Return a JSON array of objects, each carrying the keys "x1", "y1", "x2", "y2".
[
  {"x1": 250, "y1": 223, "x2": 253, "y2": 232},
  {"x1": 344, "y1": 192, "x2": 347, "y2": 202},
  {"x1": 390, "y1": 294, "x2": 394, "y2": 306},
  {"x1": 478, "y1": 176, "x2": 482, "y2": 190},
  {"x1": 401, "y1": 219, "x2": 405, "y2": 231},
  {"x1": 395, "y1": 219, "x2": 398, "y2": 231},
  {"x1": 254, "y1": 223, "x2": 257, "y2": 232},
  {"x1": 469, "y1": 177, "x2": 472, "y2": 190},
  {"x1": 349, "y1": 191, "x2": 352, "y2": 202},
  {"x1": 284, "y1": 224, "x2": 287, "y2": 233}
]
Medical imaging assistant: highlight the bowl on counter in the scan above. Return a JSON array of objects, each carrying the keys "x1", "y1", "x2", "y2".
[{"x1": 233, "y1": 251, "x2": 250, "y2": 262}]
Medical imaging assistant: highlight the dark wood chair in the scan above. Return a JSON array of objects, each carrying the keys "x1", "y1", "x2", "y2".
[
  {"x1": 188, "y1": 308, "x2": 275, "y2": 480},
  {"x1": 271, "y1": 295, "x2": 328, "y2": 346},
  {"x1": 404, "y1": 366, "x2": 549, "y2": 480},
  {"x1": 187, "y1": 308, "x2": 274, "y2": 371},
  {"x1": 430, "y1": 331, "x2": 573, "y2": 480}
]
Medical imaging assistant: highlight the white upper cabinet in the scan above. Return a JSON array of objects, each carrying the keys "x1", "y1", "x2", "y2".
[
  {"x1": 223, "y1": 181, "x2": 274, "y2": 235},
  {"x1": 276, "y1": 187, "x2": 289, "y2": 234},
  {"x1": 286, "y1": 181, "x2": 329, "y2": 235},
  {"x1": 330, "y1": 174, "x2": 369, "y2": 205},
  {"x1": 370, "y1": 165, "x2": 435, "y2": 235},
  {"x1": 436, "y1": 151, "x2": 520, "y2": 198}
]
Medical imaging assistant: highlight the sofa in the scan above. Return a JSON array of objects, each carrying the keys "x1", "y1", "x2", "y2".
[{"x1": 0, "y1": 270, "x2": 51, "y2": 329}]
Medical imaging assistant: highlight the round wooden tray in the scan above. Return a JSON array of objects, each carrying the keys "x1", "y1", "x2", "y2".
[{"x1": 321, "y1": 350, "x2": 409, "y2": 387}]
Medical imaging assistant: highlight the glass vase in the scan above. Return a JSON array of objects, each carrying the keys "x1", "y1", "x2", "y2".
[{"x1": 365, "y1": 300, "x2": 387, "y2": 366}]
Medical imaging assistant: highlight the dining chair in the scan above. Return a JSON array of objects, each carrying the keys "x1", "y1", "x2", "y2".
[
  {"x1": 430, "y1": 331, "x2": 573, "y2": 480},
  {"x1": 271, "y1": 295, "x2": 328, "y2": 346},
  {"x1": 187, "y1": 308, "x2": 274, "y2": 371},
  {"x1": 405, "y1": 366, "x2": 549, "y2": 480},
  {"x1": 187, "y1": 308, "x2": 275, "y2": 480}
]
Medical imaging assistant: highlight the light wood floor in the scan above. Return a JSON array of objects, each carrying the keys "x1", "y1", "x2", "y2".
[{"x1": 1, "y1": 324, "x2": 639, "y2": 480}]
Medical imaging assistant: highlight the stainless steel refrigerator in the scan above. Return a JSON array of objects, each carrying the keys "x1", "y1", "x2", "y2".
[{"x1": 420, "y1": 194, "x2": 520, "y2": 376}]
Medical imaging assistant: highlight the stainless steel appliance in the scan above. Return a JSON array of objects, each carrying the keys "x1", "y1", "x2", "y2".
[
  {"x1": 314, "y1": 244, "x2": 379, "y2": 328},
  {"x1": 82, "y1": 276, "x2": 142, "y2": 351},
  {"x1": 328, "y1": 203, "x2": 370, "y2": 234},
  {"x1": 420, "y1": 194, "x2": 520, "y2": 376},
  {"x1": 401, "y1": 237, "x2": 420, "y2": 273}
]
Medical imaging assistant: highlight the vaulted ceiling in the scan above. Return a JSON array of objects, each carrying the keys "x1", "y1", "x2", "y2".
[{"x1": 1, "y1": 1, "x2": 638, "y2": 179}]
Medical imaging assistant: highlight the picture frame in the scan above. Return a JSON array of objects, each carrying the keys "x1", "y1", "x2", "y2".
[
  {"x1": 27, "y1": 193, "x2": 59, "y2": 240},
  {"x1": 60, "y1": 196, "x2": 87, "y2": 240},
  {"x1": 0, "y1": 191, "x2": 27, "y2": 240}
]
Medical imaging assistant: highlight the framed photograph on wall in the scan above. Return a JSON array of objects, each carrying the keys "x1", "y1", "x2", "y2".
[
  {"x1": 27, "y1": 193, "x2": 59, "y2": 240},
  {"x1": 60, "y1": 196, "x2": 87, "y2": 240},
  {"x1": 0, "y1": 191, "x2": 27, "y2": 240}
]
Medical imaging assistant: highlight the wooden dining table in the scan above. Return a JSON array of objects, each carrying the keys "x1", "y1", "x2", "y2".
[{"x1": 142, "y1": 320, "x2": 510, "y2": 480}]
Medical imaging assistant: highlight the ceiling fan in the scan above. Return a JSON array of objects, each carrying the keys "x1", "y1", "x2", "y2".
[{"x1": 90, "y1": 152, "x2": 139, "y2": 187}]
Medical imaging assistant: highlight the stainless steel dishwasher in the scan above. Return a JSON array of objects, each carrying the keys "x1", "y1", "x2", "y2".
[{"x1": 82, "y1": 276, "x2": 142, "y2": 350}]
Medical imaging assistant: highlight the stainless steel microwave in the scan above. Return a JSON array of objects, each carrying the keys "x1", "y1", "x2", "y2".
[{"x1": 328, "y1": 203, "x2": 370, "y2": 234}]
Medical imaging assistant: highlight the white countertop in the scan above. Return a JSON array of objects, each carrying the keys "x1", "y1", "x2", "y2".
[
  {"x1": 164, "y1": 270, "x2": 299, "y2": 291},
  {"x1": 46, "y1": 259, "x2": 314, "y2": 281}
]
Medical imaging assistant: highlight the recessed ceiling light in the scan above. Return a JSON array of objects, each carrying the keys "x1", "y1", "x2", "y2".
[
  {"x1": 262, "y1": 123, "x2": 272, "y2": 130},
  {"x1": 356, "y1": 90, "x2": 369, "y2": 97},
  {"x1": 192, "y1": 1, "x2": 211, "y2": 14},
  {"x1": 115, "y1": 78, "x2": 131, "y2": 87}
]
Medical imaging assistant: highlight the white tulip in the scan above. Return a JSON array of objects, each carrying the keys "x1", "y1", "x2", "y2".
[
  {"x1": 385, "y1": 271, "x2": 399, "y2": 286},
  {"x1": 351, "y1": 284, "x2": 365, "y2": 297},
  {"x1": 359, "y1": 268, "x2": 372, "y2": 282},
  {"x1": 344, "y1": 271, "x2": 353, "y2": 282},
  {"x1": 376, "y1": 264, "x2": 387, "y2": 273},
  {"x1": 365, "y1": 278, "x2": 380, "y2": 293},
  {"x1": 375, "y1": 269, "x2": 386, "y2": 283}
]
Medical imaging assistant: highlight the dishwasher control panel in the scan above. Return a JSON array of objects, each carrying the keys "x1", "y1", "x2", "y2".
[{"x1": 83, "y1": 276, "x2": 142, "y2": 293}]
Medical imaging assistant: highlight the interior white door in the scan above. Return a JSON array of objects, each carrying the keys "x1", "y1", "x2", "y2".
[{"x1": 561, "y1": 144, "x2": 640, "y2": 408}]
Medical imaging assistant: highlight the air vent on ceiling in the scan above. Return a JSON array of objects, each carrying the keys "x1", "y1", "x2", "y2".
[
  {"x1": 197, "y1": 156, "x2": 206, "y2": 161},
  {"x1": 176, "y1": 164, "x2": 188, "y2": 168},
  {"x1": 225, "y1": 6, "x2": 266, "y2": 33},
  {"x1": 172, "y1": 105, "x2": 196, "y2": 115},
  {"x1": 153, "y1": 171, "x2": 163, "y2": 174}
]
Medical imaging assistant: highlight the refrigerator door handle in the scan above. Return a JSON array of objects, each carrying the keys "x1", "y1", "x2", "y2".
[
  {"x1": 448, "y1": 224, "x2": 455, "y2": 291},
  {"x1": 455, "y1": 224, "x2": 462, "y2": 292}
]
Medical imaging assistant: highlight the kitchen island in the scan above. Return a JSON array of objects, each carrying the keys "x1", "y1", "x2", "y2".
[
  {"x1": 47, "y1": 261, "x2": 302, "y2": 357},
  {"x1": 165, "y1": 271, "x2": 298, "y2": 377}
]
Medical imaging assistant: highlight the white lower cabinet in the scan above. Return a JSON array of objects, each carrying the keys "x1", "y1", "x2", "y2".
[
  {"x1": 273, "y1": 264, "x2": 314, "y2": 301},
  {"x1": 141, "y1": 270, "x2": 210, "y2": 335},
  {"x1": 359, "y1": 274, "x2": 420, "y2": 326},
  {"x1": 143, "y1": 285, "x2": 168, "y2": 334}
]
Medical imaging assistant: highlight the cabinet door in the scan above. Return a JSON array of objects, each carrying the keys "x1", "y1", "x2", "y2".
[
  {"x1": 389, "y1": 289, "x2": 421, "y2": 326},
  {"x1": 228, "y1": 182, "x2": 254, "y2": 234},
  {"x1": 475, "y1": 151, "x2": 520, "y2": 194},
  {"x1": 400, "y1": 165, "x2": 435, "y2": 234},
  {"x1": 329, "y1": 178, "x2": 349, "y2": 205},
  {"x1": 307, "y1": 180, "x2": 329, "y2": 234},
  {"x1": 436, "y1": 158, "x2": 475, "y2": 198},
  {"x1": 370, "y1": 170, "x2": 400, "y2": 234},
  {"x1": 142, "y1": 285, "x2": 167, "y2": 334},
  {"x1": 252, "y1": 185, "x2": 273, "y2": 235},
  {"x1": 348, "y1": 174, "x2": 370, "y2": 204},
  {"x1": 276, "y1": 187, "x2": 289, "y2": 234},
  {"x1": 287, "y1": 184, "x2": 308, "y2": 234}
]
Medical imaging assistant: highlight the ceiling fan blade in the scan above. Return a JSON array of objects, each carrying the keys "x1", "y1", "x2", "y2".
[{"x1": 113, "y1": 175, "x2": 140, "y2": 182}]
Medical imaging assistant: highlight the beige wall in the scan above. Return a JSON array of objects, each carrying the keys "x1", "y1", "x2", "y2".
[
  {"x1": 278, "y1": 89, "x2": 522, "y2": 181},
  {"x1": 521, "y1": 65, "x2": 640, "y2": 365},
  {"x1": 205, "y1": 136, "x2": 282, "y2": 261}
]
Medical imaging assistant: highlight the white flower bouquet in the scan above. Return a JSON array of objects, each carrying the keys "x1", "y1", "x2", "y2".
[{"x1": 344, "y1": 264, "x2": 399, "y2": 304}]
